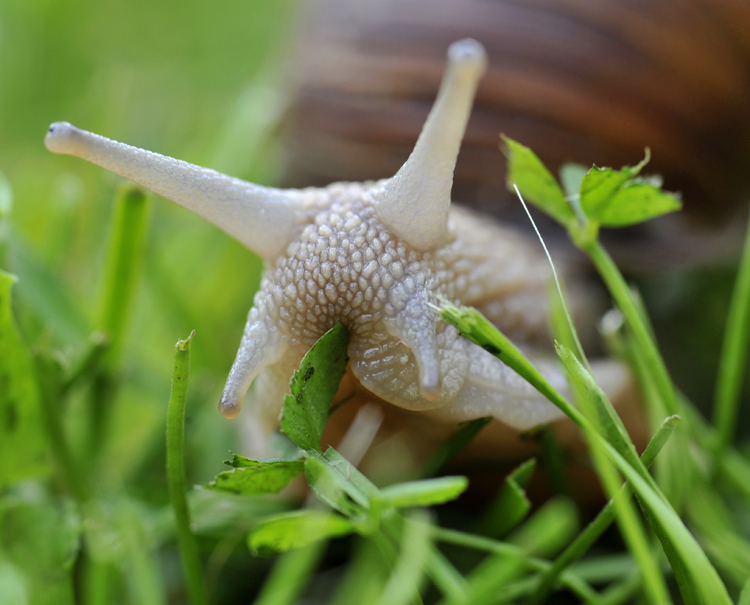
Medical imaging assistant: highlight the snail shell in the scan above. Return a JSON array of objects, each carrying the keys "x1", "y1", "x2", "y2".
[{"x1": 283, "y1": 0, "x2": 750, "y2": 267}]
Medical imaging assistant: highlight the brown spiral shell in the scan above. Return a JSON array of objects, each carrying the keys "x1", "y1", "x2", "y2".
[{"x1": 281, "y1": 0, "x2": 750, "y2": 265}]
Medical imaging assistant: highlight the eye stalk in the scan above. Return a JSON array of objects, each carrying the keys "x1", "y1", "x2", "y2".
[
  {"x1": 373, "y1": 38, "x2": 487, "y2": 251},
  {"x1": 44, "y1": 122, "x2": 310, "y2": 259},
  {"x1": 45, "y1": 122, "x2": 84, "y2": 155}
]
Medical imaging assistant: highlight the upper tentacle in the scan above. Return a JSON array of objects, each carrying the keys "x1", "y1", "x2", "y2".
[
  {"x1": 44, "y1": 121, "x2": 311, "y2": 259},
  {"x1": 373, "y1": 39, "x2": 487, "y2": 251}
]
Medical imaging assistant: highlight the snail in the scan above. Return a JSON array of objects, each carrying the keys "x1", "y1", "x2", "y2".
[{"x1": 44, "y1": 39, "x2": 629, "y2": 450}]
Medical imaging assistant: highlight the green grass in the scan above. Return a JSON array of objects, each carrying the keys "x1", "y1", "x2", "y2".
[{"x1": 2, "y1": 2, "x2": 750, "y2": 602}]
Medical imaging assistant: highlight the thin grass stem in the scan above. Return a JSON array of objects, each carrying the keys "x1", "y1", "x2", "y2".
[
  {"x1": 531, "y1": 415, "x2": 679, "y2": 603},
  {"x1": 426, "y1": 547, "x2": 468, "y2": 602},
  {"x1": 580, "y1": 239, "x2": 678, "y2": 417},
  {"x1": 430, "y1": 527, "x2": 601, "y2": 602},
  {"x1": 166, "y1": 331, "x2": 208, "y2": 605},
  {"x1": 712, "y1": 208, "x2": 750, "y2": 449},
  {"x1": 253, "y1": 542, "x2": 326, "y2": 605},
  {"x1": 89, "y1": 185, "x2": 150, "y2": 455},
  {"x1": 34, "y1": 354, "x2": 92, "y2": 504},
  {"x1": 97, "y1": 185, "x2": 151, "y2": 363}
]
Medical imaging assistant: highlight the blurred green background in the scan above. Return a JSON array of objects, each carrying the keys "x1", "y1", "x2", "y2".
[
  {"x1": 1, "y1": 0, "x2": 297, "y2": 488},
  {"x1": 0, "y1": 2, "x2": 306, "y2": 602},
  {"x1": 2, "y1": 1, "x2": 750, "y2": 603}
]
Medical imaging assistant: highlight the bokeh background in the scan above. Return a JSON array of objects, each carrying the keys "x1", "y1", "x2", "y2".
[
  {"x1": 2, "y1": 0, "x2": 750, "y2": 602},
  {"x1": 1, "y1": 0, "x2": 298, "y2": 488}
]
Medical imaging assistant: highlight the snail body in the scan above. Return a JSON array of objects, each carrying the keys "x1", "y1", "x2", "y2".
[{"x1": 45, "y1": 40, "x2": 626, "y2": 440}]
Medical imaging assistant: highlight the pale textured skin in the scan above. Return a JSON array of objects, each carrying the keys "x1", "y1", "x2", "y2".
[
  {"x1": 233, "y1": 179, "x2": 583, "y2": 431},
  {"x1": 44, "y1": 39, "x2": 628, "y2": 434}
]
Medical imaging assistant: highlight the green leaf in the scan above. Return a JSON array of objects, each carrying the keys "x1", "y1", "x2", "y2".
[
  {"x1": 509, "y1": 497, "x2": 579, "y2": 559},
  {"x1": 206, "y1": 459, "x2": 305, "y2": 495},
  {"x1": 0, "y1": 270, "x2": 48, "y2": 487},
  {"x1": 580, "y1": 167, "x2": 633, "y2": 218},
  {"x1": 375, "y1": 476, "x2": 468, "y2": 509},
  {"x1": 304, "y1": 456, "x2": 366, "y2": 517},
  {"x1": 559, "y1": 163, "x2": 588, "y2": 200},
  {"x1": 248, "y1": 511, "x2": 355, "y2": 555},
  {"x1": 322, "y1": 447, "x2": 380, "y2": 501},
  {"x1": 598, "y1": 182, "x2": 681, "y2": 226},
  {"x1": 555, "y1": 344, "x2": 645, "y2": 482},
  {"x1": 304, "y1": 447, "x2": 379, "y2": 516},
  {"x1": 224, "y1": 452, "x2": 301, "y2": 468},
  {"x1": 501, "y1": 136, "x2": 574, "y2": 227},
  {"x1": 481, "y1": 459, "x2": 536, "y2": 538},
  {"x1": 579, "y1": 151, "x2": 649, "y2": 219},
  {"x1": 740, "y1": 579, "x2": 750, "y2": 605},
  {"x1": 0, "y1": 498, "x2": 80, "y2": 605},
  {"x1": 280, "y1": 323, "x2": 350, "y2": 452}
]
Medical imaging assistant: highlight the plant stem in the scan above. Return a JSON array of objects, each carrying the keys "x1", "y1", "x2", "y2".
[
  {"x1": 599, "y1": 572, "x2": 642, "y2": 605},
  {"x1": 430, "y1": 528, "x2": 601, "y2": 602},
  {"x1": 531, "y1": 415, "x2": 679, "y2": 603},
  {"x1": 35, "y1": 354, "x2": 92, "y2": 504},
  {"x1": 166, "y1": 331, "x2": 207, "y2": 605},
  {"x1": 427, "y1": 547, "x2": 468, "y2": 602},
  {"x1": 583, "y1": 423, "x2": 671, "y2": 604},
  {"x1": 253, "y1": 542, "x2": 326, "y2": 605},
  {"x1": 442, "y1": 303, "x2": 731, "y2": 603},
  {"x1": 98, "y1": 185, "x2": 151, "y2": 363},
  {"x1": 89, "y1": 185, "x2": 150, "y2": 455},
  {"x1": 712, "y1": 208, "x2": 750, "y2": 450},
  {"x1": 419, "y1": 417, "x2": 491, "y2": 478},
  {"x1": 580, "y1": 239, "x2": 678, "y2": 416}
]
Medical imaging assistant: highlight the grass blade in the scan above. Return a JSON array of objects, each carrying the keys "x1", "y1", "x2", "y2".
[
  {"x1": 97, "y1": 185, "x2": 151, "y2": 363},
  {"x1": 442, "y1": 303, "x2": 731, "y2": 603},
  {"x1": 557, "y1": 344, "x2": 670, "y2": 604},
  {"x1": 531, "y1": 415, "x2": 679, "y2": 603},
  {"x1": 431, "y1": 527, "x2": 601, "y2": 603},
  {"x1": 166, "y1": 331, "x2": 208, "y2": 605},
  {"x1": 253, "y1": 542, "x2": 326, "y2": 605},
  {"x1": 0, "y1": 271, "x2": 48, "y2": 487},
  {"x1": 712, "y1": 209, "x2": 750, "y2": 449},
  {"x1": 580, "y1": 239, "x2": 677, "y2": 418},
  {"x1": 479, "y1": 458, "x2": 536, "y2": 538},
  {"x1": 376, "y1": 511, "x2": 431, "y2": 605},
  {"x1": 418, "y1": 416, "x2": 491, "y2": 478}
]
